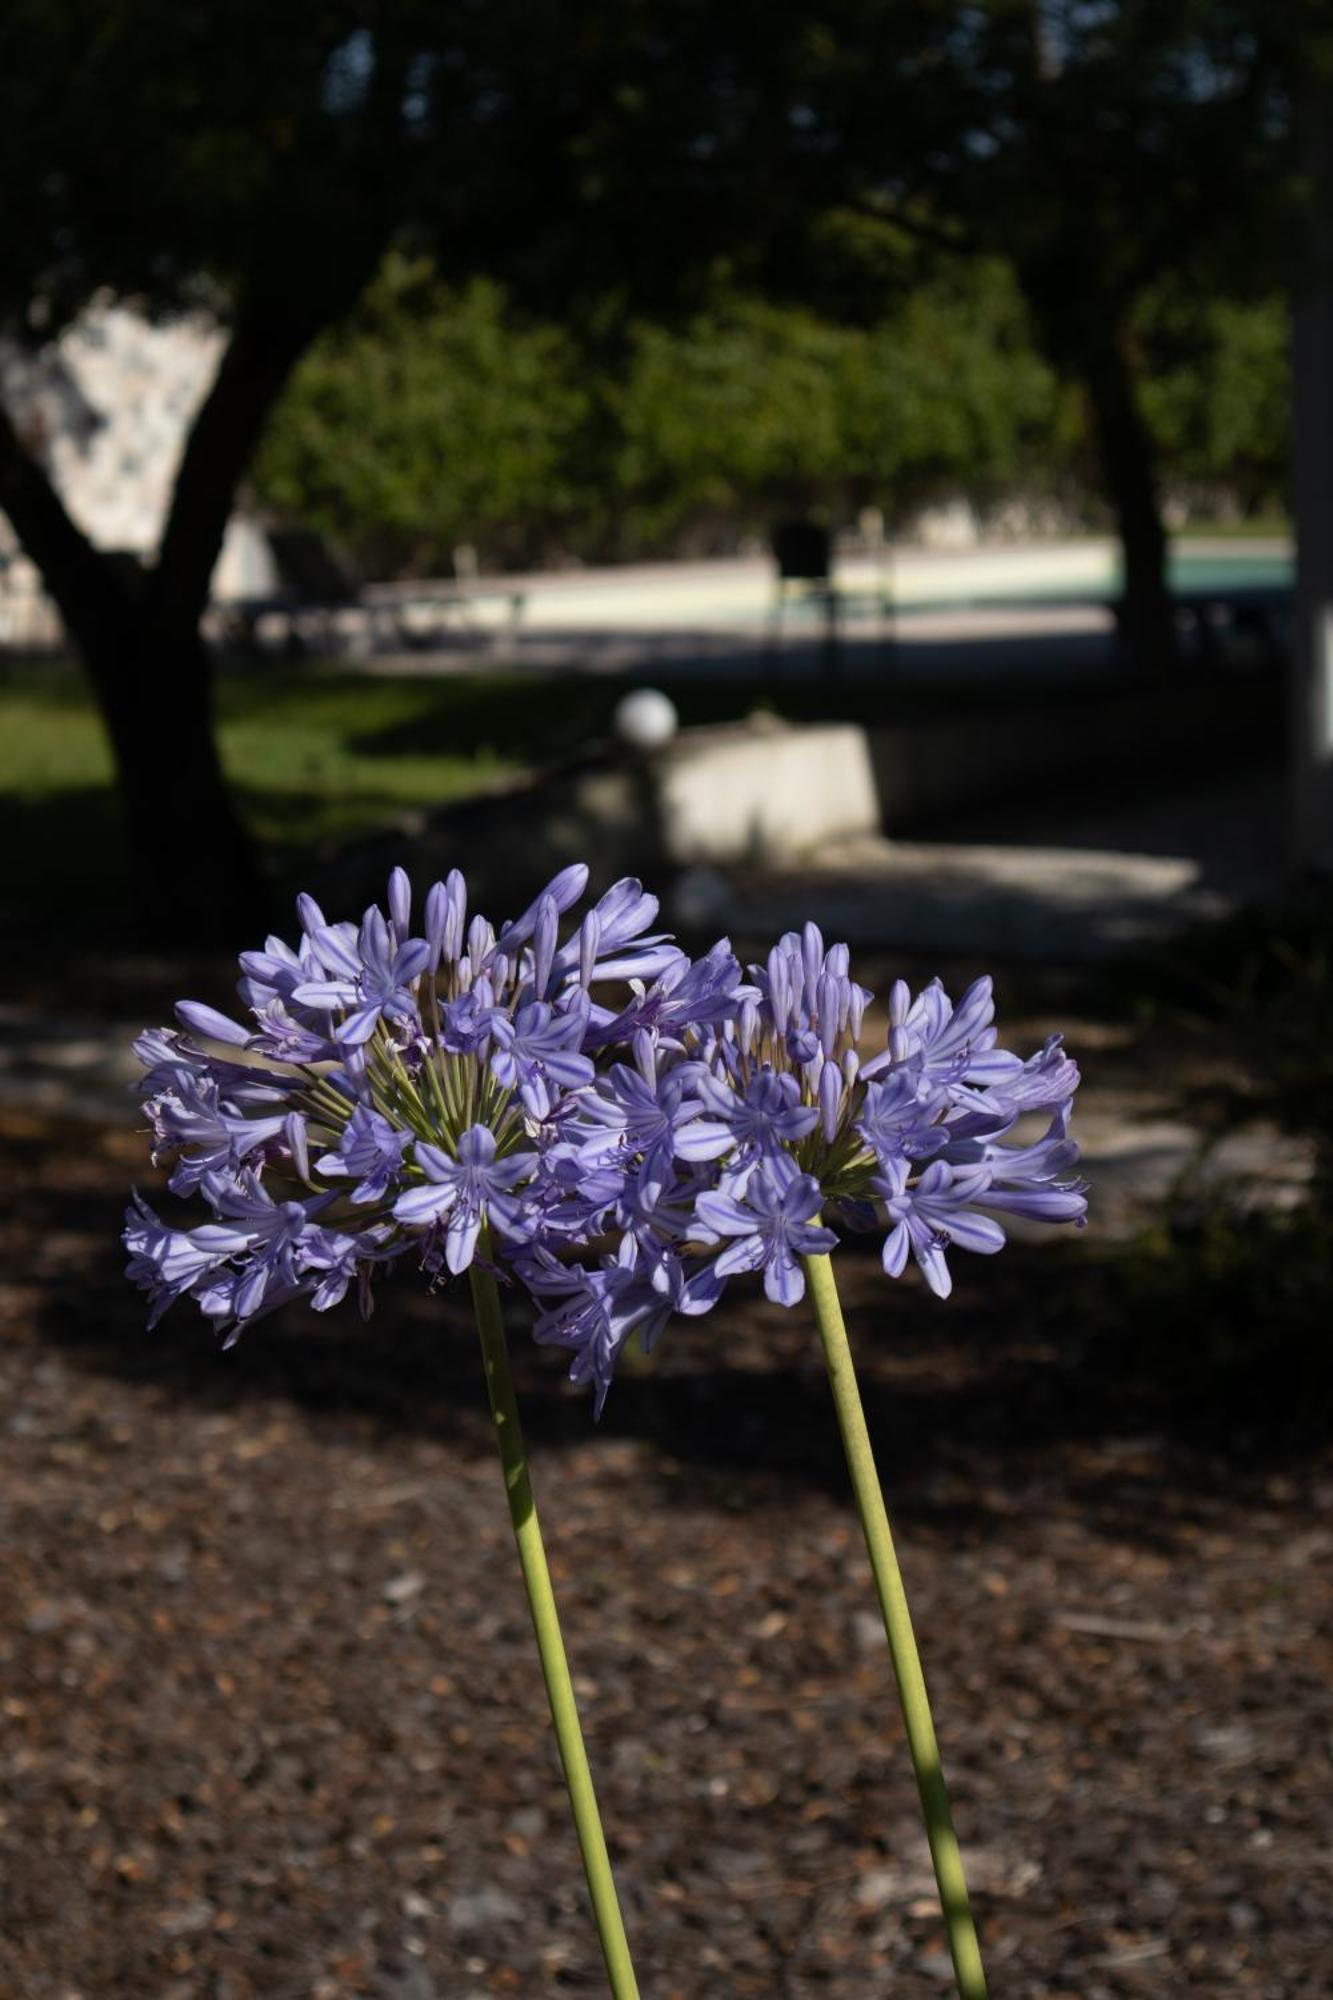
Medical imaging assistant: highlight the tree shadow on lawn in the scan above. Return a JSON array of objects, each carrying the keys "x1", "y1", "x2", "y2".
[
  {"x1": 328, "y1": 659, "x2": 1133, "y2": 770},
  {"x1": 0, "y1": 786, "x2": 131, "y2": 930},
  {"x1": 0, "y1": 776, "x2": 500, "y2": 942},
  {"x1": 17, "y1": 1117, "x2": 1329, "y2": 1554}
]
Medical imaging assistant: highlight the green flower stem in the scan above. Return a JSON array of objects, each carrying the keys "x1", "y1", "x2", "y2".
[
  {"x1": 802, "y1": 1252, "x2": 989, "y2": 2000},
  {"x1": 467, "y1": 1249, "x2": 641, "y2": 2000}
]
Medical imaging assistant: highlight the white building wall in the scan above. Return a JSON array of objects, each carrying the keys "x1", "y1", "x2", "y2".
[{"x1": 0, "y1": 301, "x2": 276, "y2": 641}]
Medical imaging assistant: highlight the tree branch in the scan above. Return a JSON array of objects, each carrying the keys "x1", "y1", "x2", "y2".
[
  {"x1": 146, "y1": 301, "x2": 343, "y2": 633},
  {"x1": 147, "y1": 32, "x2": 416, "y2": 636}
]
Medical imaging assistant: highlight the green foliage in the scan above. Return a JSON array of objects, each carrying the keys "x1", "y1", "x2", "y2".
[
  {"x1": 614, "y1": 264, "x2": 1068, "y2": 546},
  {"x1": 256, "y1": 236, "x2": 1294, "y2": 573},
  {"x1": 4, "y1": 1, "x2": 1307, "y2": 587},
  {"x1": 846, "y1": 275, "x2": 1074, "y2": 501},
  {"x1": 0, "y1": 1, "x2": 782, "y2": 342},
  {"x1": 614, "y1": 300, "x2": 852, "y2": 534},
  {"x1": 257, "y1": 257, "x2": 1079, "y2": 566},
  {"x1": 793, "y1": 1, "x2": 1303, "y2": 317},
  {"x1": 1136, "y1": 293, "x2": 1290, "y2": 515},
  {"x1": 254, "y1": 259, "x2": 593, "y2": 572}
]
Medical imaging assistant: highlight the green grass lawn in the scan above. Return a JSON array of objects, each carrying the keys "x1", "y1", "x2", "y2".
[
  {"x1": 1, "y1": 658, "x2": 900, "y2": 925},
  {"x1": 0, "y1": 648, "x2": 1144, "y2": 929},
  {"x1": 0, "y1": 662, "x2": 558, "y2": 924}
]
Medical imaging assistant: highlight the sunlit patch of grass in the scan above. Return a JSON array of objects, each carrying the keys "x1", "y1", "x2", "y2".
[
  {"x1": 0, "y1": 647, "x2": 1089, "y2": 923},
  {"x1": 0, "y1": 661, "x2": 538, "y2": 919}
]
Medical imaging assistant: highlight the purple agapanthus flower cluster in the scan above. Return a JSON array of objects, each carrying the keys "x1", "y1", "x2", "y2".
[{"x1": 126, "y1": 867, "x2": 1087, "y2": 1413}]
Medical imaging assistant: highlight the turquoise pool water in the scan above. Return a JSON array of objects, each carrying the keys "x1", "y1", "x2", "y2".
[{"x1": 1167, "y1": 550, "x2": 1292, "y2": 593}]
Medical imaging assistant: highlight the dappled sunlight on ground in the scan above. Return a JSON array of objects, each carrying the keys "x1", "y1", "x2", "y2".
[{"x1": 0, "y1": 943, "x2": 1328, "y2": 2000}]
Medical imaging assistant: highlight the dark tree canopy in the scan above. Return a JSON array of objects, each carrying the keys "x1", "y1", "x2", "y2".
[
  {"x1": 772, "y1": 0, "x2": 1308, "y2": 666},
  {"x1": 0, "y1": 0, "x2": 793, "y2": 352},
  {"x1": 0, "y1": 1, "x2": 1324, "y2": 937},
  {"x1": 0, "y1": 0, "x2": 793, "y2": 938}
]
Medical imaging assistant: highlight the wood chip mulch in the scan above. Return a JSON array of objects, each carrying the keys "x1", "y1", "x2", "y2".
[{"x1": 1, "y1": 1109, "x2": 1330, "y2": 1999}]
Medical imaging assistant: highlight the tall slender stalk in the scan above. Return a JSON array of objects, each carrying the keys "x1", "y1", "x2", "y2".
[
  {"x1": 468, "y1": 1248, "x2": 640, "y2": 2000},
  {"x1": 802, "y1": 1251, "x2": 989, "y2": 2000}
]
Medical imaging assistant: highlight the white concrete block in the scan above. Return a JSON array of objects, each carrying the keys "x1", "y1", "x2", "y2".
[{"x1": 655, "y1": 721, "x2": 880, "y2": 865}]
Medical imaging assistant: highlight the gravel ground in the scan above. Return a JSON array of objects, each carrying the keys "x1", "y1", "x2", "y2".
[{"x1": 1, "y1": 1085, "x2": 1330, "y2": 2000}]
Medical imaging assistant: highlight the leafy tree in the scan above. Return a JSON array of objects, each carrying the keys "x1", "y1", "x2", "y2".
[
  {"x1": 615, "y1": 301, "x2": 851, "y2": 541},
  {"x1": 789, "y1": 0, "x2": 1303, "y2": 669},
  {"x1": 258, "y1": 258, "x2": 1071, "y2": 563},
  {"x1": 613, "y1": 263, "x2": 1067, "y2": 547},
  {"x1": 0, "y1": 4, "x2": 422, "y2": 933},
  {"x1": 1137, "y1": 293, "x2": 1290, "y2": 516},
  {"x1": 833, "y1": 261, "x2": 1072, "y2": 514},
  {"x1": 255, "y1": 259, "x2": 594, "y2": 574},
  {"x1": 0, "y1": 0, "x2": 782, "y2": 938},
  {"x1": 1, "y1": 0, "x2": 1312, "y2": 947}
]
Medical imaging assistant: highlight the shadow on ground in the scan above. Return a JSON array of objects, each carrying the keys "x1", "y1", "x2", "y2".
[
  {"x1": 4, "y1": 1102, "x2": 1330, "y2": 1998},
  {"x1": 13, "y1": 1110, "x2": 1327, "y2": 1544}
]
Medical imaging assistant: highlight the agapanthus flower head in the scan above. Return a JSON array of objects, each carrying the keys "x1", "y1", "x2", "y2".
[
  {"x1": 125, "y1": 866, "x2": 728, "y2": 1346},
  {"x1": 518, "y1": 930, "x2": 1085, "y2": 1403},
  {"x1": 126, "y1": 869, "x2": 1086, "y2": 1415}
]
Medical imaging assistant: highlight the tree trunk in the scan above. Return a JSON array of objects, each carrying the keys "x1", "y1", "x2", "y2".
[
  {"x1": 88, "y1": 601, "x2": 267, "y2": 941},
  {"x1": 1021, "y1": 240, "x2": 1177, "y2": 679},
  {"x1": 0, "y1": 395, "x2": 269, "y2": 941},
  {"x1": 1080, "y1": 331, "x2": 1177, "y2": 677},
  {"x1": 0, "y1": 289, "x2": 383, "y2": 943}
]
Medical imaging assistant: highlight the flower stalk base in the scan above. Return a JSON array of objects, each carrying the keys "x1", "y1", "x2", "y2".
[
  {"x1": 803, "y1": 1252, "x2": 988, "y2": 2000},
  {"x1": 468, "y1": 1251, "x2": 640, "y2": 2000}
]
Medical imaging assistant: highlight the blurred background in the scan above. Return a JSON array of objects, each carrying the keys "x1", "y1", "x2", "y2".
[{"x1": 1, "y1": 4, "x2": 1332, "y2": 1996}]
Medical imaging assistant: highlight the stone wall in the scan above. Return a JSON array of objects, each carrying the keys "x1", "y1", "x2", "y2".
[{"x1": 0, "y1": 303, "x2": 275, "y2": 642}]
